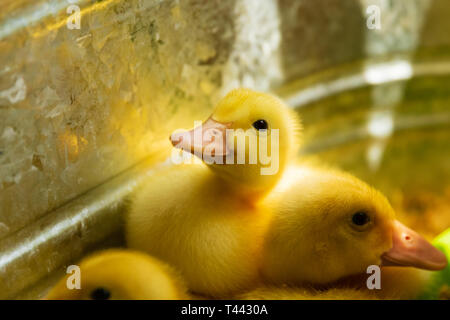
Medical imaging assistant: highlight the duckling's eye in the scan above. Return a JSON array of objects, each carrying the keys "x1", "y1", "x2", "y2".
[
  {"x1": 252, "y1": 119, "x2": 268, "y2": 131},
  {"x1": 351, "y1": 212, "x2": 370, "y2": 227},
  {"x1": 90, "y1": 287, "x2": 111, "y2": 300}
]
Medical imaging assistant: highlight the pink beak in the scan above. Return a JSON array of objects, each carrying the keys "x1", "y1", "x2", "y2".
[
  {"x1": 381, "y1": 220, "x2": 448, "y2": 271},
  {"x1": 170, "y1": 118, "x2": 231, "y2": 160}
]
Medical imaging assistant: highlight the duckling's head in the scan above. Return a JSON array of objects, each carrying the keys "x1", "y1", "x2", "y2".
[
  {"x1": 46, "y1": 250, "x2": 187, "y2": 300},
  {"x1": 170, "y1": 88, "x2": 300, "y2": 195},
  {"x1": 262, "y1": 167, "x2": 448, "y2": 286}
]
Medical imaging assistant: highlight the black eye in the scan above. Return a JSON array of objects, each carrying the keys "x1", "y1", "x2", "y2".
[
  {"x1": 252, "y1": 119, "x2": 268, "y2": 131},
  {"x1": 352, "y1": 212, "x2": 370, "y2": 226},
  {"x1": 90, "y1": 287, "x2": 111, "y2": 300}
]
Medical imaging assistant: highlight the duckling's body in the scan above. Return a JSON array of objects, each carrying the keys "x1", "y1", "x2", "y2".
[
  {"x1": 127, "y1": 164, "x2": 271, "y2": 296},
  {"x1": 46, "y1": 250, "x2": 188, "y2": 300},
  {"x1": 127, "y1": 89, "x2": 299, "y2": 297}
]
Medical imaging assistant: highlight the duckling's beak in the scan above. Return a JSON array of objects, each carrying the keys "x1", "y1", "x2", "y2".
[
  {"x1": 170, "y1": 118, "x2": 232, "y2": 161},
  {"x1": 381, "y1": 220, "x2": 448, "y2": 271}
]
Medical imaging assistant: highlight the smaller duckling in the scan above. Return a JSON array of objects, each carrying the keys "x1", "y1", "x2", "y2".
[
  {"x1": 260, "y1": 165, "x2": 448, "y2": 286},
  {"x1": 46, "y1": 249, "x2": 188, "y2": 300}
]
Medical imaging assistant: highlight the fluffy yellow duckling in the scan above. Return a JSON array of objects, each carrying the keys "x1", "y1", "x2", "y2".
[
  {"x1": 260, "y1": 165, "x2": 447, "y2": 287},
  {"x1": 126, "y1": 88, "x2": 300, "y2": 297},
  {"x1": 46, "y1": 249, "x2": 188, "y2": 300},
  {"x1": 235, "y1": 167, "x2": 446, "y2": 300}
]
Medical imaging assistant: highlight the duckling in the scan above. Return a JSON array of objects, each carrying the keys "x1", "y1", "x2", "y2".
[
  {"x1": 235, "y1": 167, "x2": 446, "y2": 300},
  {"x1": 260, "y1": 165, "x2": 448, "y2": 287},
  {"x1": 46, "y1": 249, "x2": 188, "y2": 300},
  {"x1": 238, "y1": 228, "x2": 450, "y2": 300},
  {"x1": 126, "y1": 88, "x2": 300, "y2": 297}
]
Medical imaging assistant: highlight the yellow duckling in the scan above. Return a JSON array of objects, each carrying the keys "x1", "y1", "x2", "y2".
[
  {"x1": 235, "y1": 166, "x2": 446, "y2": 300},
  {"x1": 260, "y1": 165, "x2": 447, "y2": 287},
  {"x1": 46, "y1": 249, "x2": 188, "y2": 300},
  {"x1": 126, "y1": 88, "x2": 300, "y2": 297}
]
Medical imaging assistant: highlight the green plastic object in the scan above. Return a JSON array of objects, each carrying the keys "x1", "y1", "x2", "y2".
[{"x1": 417, "y1": 228, "x2": 450, "y2": 300}]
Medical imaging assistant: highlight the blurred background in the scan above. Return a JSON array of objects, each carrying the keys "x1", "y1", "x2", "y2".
[{"x1": 0, "y1": 0, "x2": 449, "y2": 299}]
